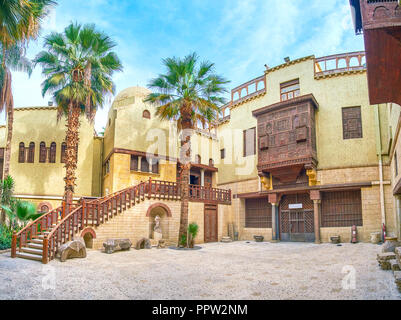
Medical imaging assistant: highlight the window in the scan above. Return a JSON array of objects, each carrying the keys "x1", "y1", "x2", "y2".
[
  {"x1": 143, "y1": 110, "x2": 151, "y2": 119},
  {"x1": 141, "y1": 157, "x2": 149, "y2": 172},
  {"x1": 27, "y1": 142, "x2": 35, "y2": 163},
  {"x1": 280, "y1": 79, "x2": 300, "y2": 101},
  {"x1": 104, "y1": 160, "x2": 110, "y2": 175},
  {"x1": 243, "y1": 127, "x2": 256, "y2": 157},
  {"x1": 220, "y1": 149, "x2": 225, "y2": 159},
  {"x1": 342, "y1": 106, "x2": 362, "y2": 139},
  {"x1": 152, "y1": 158, "x2": 159, "y2": 174},
  {"x1": 321, "y1": 190, "x2": 363, "y2": 227},
  {"x1": 18, "y1": 143, "x2": 25, "y2": 163},
  {"x1": 245, "y1": 198, "x2": 272, "y2": 228},
  {"x1": 61, "y1": 142, "x2": 67, "y2": 163},
  {"x1": 395, "y1": 151, "x2": 399, "y2": 177},
  {"x1": 130, "y1": 155, "x2": 139, "y2": 171},
  {"x1": 49, "y1": 142, "x2": 56, "y2": 163},
  {"x1": 195, "y1": 154, "x2": 201, "y2": 164},
  {"x1": 209, "y1": 158, "x2": 214, "y2": 167},
  {"x1": 39, "y1": 142, "x2": 47, "y2": 163}
]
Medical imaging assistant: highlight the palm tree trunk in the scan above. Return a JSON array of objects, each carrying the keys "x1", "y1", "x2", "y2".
[
  {"x1": 178, "y1": 125, "x2": 192, "y2": 247},
  {"x1": 64, "y1": 102, "x2": 80, "y2": 208},
  {"x1": 2, "y1": 70, "x2": 13, "y2": 179}
]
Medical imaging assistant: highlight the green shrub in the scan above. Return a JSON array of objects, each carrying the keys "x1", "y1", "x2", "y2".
[
  {"x1": 180, "y1": 234, "x2": 187, "y2": 247},
  {"x1": 0, "y1": 225, "x2": 12, "y2": 250}
]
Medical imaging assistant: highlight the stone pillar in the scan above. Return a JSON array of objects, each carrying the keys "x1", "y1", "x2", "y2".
[
  {"x1": 396, "y1": 195, "x2": 401, "y2": 240},
  {"x1": 310, "y1": 190, "x2": 321, "y2": 244},
  {"x1": 148, "y1": 158, "x2": 153, "y2": 173},
  {"x1": 271, "y1": 203, "x2": 277, "y2": 241},
  {"x1": 268, "y1": 193, "x2": 279, "y2": 242},
  {"x1": 138, "y1": 156, "x2": 142, "y2": 172},
  {"x1": 200, "y1": 169, "x2": 205, "y2": 187}
]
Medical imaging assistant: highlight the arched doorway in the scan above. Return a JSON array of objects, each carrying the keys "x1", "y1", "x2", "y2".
[
  {"x1": 146, "y1": 203, "x2": 172, "y2": 241},
  {"x1": 81, "y1": 228, "x2": 96, "y2": 249}
]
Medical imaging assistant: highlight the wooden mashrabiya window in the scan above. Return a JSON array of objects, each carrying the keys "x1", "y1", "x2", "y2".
[{"x1": 321, "y1": 190, "x2": 363, "y2": 227}]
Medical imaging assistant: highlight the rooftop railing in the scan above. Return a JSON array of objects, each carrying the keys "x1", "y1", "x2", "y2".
[{"x1": 315, "y1": 51, "x2": 366, "y2": 78}]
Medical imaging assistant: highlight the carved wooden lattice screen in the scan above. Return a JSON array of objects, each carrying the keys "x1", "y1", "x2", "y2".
[
  {"x1": 342, "y1": 106, "x2": 362, "y2": 139},
  {"x1": 321, "y1": 190, "x2": 363, "y2": 227},
  {"x1": 244, "y1": 198, "x2": 272, "y2": 228}
]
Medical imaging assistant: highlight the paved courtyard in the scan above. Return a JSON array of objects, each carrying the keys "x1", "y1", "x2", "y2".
[{"x1": 0, "y1": 241, "x2": 400, "y2": 300}]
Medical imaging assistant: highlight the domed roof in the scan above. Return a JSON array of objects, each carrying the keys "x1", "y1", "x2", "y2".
[{"x1": 114, "y1": 86, "x2": 151, "y2": 102}]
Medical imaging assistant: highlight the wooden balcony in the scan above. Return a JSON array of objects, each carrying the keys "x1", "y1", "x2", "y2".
[
  {"x1": 189, "y1": 184, "x2": 231, "y2": 205},
  {"x1": 314, "y1": 51, "x2": 366, "y2": 78},
  {"x1": 349, "y1": 0, "x2": 401, "y2": 105}
]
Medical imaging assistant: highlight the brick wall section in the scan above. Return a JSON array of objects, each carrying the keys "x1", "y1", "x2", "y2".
[
  {"x1": 217, "y1": 166, "x2": 395, "y2": 243},
  {"x1": 89, "y1": 200, "x2": 181, "y2": 250}
]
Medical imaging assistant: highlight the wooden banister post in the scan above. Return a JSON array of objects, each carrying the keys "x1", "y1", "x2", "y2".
[
  {"x1": 11, "y1": 233, "x2": 17, "y2": 258},
  {"x1": 42, "y1": 236, "x2": 48, "y2": 264},
  {"x1": 82, "y1": 201, "x2": 86, "y2": 229},
  {"x1": 148, "y1": 177, "x2": 152, "y2": 199}
]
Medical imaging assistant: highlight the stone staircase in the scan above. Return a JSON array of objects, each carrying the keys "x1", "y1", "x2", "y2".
[
  {"x1": 11, "y1": 178, "x2": 232, "y2": 264},
  {"x1": 15, "y1": 223, "x2": 70, "y2": 262},
  {"x1": 377, "y1": 245, "x2": 401, "y2": 292}
]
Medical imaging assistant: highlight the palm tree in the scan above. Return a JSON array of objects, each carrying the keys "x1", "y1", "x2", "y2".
[
  {"x1": 35, "y1": 22, "x2": 122, "y2": 205},
  {"x1": 0, "y1": 0, "x2": 56, "y2": 179},
  {"x1": 144, "y1": 53, "x2": 229, "y2": 246}
]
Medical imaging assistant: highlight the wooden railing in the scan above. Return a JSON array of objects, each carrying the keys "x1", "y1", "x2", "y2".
[
  {"x1": 11, "y1": 178, "x2": 231, "y2": 263},
  {"x1": 42, "y1": 179, "x2": 182, "y2": 263},
  {"x1": 11, "y1": 206, "x2": 65, "y2": 258},
  {"x1": 189, "y1": 184, "x2": 231, "y2": 204},
  {"x1": 314, "y1": 51, "x2": 366, "y2": 78}
]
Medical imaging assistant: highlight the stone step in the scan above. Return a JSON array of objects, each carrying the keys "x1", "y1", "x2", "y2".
[
  {"x1": 395, "y1": 247, "x2": 401, "y2": 265},
  {"x1": 31, "y1": 238, "x2": 44, "y2": 244},
  {"x1": 16, "y1": 252, "x2": 42, "y2": 261},
  {"x1": 394, "y1": 271, "x2": 401, "y2": 292},
  {"x1": 28, "y1": 243, "x2": 43, "y2": 250},
  {"x1": 221, "y1": 236, "x2": 233, "y2": 243},
  {"x1": 377, "y1": 252, "x2": 397, "y2": 270},
  {"x1": 390, "y1": 259, "x2": 401, "y2": 272},
  {"x1": 21, "y1": 247, "x2": 43, "y2": 256}
]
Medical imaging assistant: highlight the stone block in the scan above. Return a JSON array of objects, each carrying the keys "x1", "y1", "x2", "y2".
[
  {"x1": 382, "y1": 238, "x2": 401, "y2": 253},
  {"x1": 57, "y1": 238, "x2": 86, "y2": 262},
  {"x1": 377, "y1": 252, "x2": 397, "y2": 270},
  {"x1": 135, "y1": 238, "x2": 151, "y2": 250},
  {"x1": 103, "y1": 239, "x2": 132, "y2": 254},
  {"x1": 394, "y1": 247, "x2": 401, "y2": 266},
  {"x1": 394, "y1": 271, "x2": 401, "y2": 292},
  {"x1": 390, "y1": 259, "x2": 401, "y2": 272}
]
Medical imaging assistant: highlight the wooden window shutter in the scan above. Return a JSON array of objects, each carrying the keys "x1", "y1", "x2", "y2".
[
  {"x1": 244, "y1": 128, "x2": 256, "y2": 157},
  {"x1": 61, "y1": 143, "x2": 67, "y2": 163},
  {"x1": 19, "y1": 142, "x2": 26, "y2": 163},
  {"x1": 49, "y1": 142, "x2": 56, "y2": 163},
  {"x1": 141, "y1": 157, "x2": 149, "y2": 172},
  {"x1": 27, "y1": 142, "x2": 35, "y2": 163},
  {"x1": 342, "y1": 106, "x2": 362, "y2": 139},
  {"x1": 39, "y1": 142, "x2": 47, "y2": 163},
  {"x1": 152, "y1": 158, "x2": 159, "y2": 174},
  {"x1": 130, "y1": 155, "x2": 138, "y2": 171}
]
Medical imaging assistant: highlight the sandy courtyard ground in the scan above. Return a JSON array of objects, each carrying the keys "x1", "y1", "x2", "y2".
[{"x1": 0, "y1": 241, "x2": 400, "y2": 300}]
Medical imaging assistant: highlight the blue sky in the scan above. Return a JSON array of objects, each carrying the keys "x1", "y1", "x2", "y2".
[{"x1": 8, "y1": 0, "x2": 365, "y2": 132}]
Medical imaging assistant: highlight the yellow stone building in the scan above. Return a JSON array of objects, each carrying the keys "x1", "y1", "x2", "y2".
[{"x1": 4, "y1": 50, "x2": 401, "y2": 251}]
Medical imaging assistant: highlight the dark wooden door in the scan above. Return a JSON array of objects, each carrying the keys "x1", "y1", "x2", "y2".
[
  {"x1": 204, "y1": 204, "x2": 218, "y2": 243},
  {"x1": 279, "y1": 194, "x2": 315, "y2": 242}
]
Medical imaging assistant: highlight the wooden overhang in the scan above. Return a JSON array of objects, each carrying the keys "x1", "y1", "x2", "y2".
[
  {"x1": 350, "y1": 0, "x2": 401, "y2": 105},
  {"x1": 234, "y1": 181, "x2": 373, "y2": 199},
  {"x1": 252, "y1": 94, "x2": 319, "y2": 184},
  {"x1": 189, "y1": 162, "x2": 218, "y2": 172}
]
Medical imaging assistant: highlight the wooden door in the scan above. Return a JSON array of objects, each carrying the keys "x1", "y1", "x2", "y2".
[
  {"x1": 279, "y1": 194, "x2": 315, "y2": 242},
  {"x1": 204, "y1": 204, "x2": 218, "y2": 243}
]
